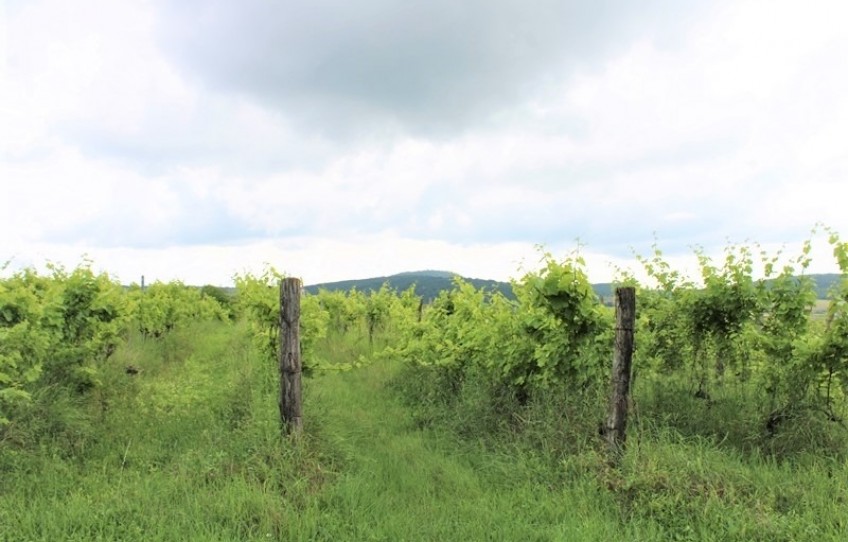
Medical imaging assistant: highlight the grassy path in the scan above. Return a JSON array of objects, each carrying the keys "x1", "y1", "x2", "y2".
[
  {"x1": 3, "y1": 324, "x2": 845, "y2": 541},
  {"x1": 296, "y1": 362, "x2": 635, "y2": 541}
]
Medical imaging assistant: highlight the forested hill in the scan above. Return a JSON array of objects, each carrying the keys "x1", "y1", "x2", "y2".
[
  {"x1": 806, "y1": 273, "x2": 841, "y2": 299},
  {"x1": 305, "y1": 271, "x2": 618, "y2": 303},
  {"x1": 304, "y1": 272, "x2": 841, "y2": 303}
]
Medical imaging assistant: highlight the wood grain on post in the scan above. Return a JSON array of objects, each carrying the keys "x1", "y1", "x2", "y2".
[
  {"x1": 604, "y1": 287, "x2": 636, "y2": 461},
  {"x1": 280, "y1": 278, "x2": 303, "y2": 436}
]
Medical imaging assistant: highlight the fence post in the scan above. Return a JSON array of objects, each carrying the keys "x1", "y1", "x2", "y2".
[
  {"x1": 603, "y1": 287, "x2": 636, "y2": 462},
  {"x1": 280, "y1": 277, "x2": 303, "y2": 436}
]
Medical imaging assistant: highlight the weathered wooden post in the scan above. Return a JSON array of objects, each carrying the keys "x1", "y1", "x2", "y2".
[
  {"x1": 279, "y1": 277, "x2": 303, "y2": 436},
  {"x1": 603, "y1": 287, "x2": 636, "y2": 462}
]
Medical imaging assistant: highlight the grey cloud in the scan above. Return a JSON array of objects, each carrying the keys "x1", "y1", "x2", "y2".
[{"x1": 156, "y1": 0, "x2": 714, "y2": 138}]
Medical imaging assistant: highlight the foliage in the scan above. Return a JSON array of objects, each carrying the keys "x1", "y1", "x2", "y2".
[
  {"x1": 634, "y1": 232, "x2": 848, "y2": 442},
  {"x1": 513, "y1": 252, "x2": 612, "y2": 390},
  {"x1": 316, "y1": 288, "x2": 365, "y2": 335},
  {"x1": 383, "y1": 232, "x2": 848, "y2": 459},
  {"x1": 0, "y1": 262, "x2": 128, "y2": 426},
  {"x1": 1, "y1": 263, "x2": 236, "y2": 429},
  {"x1": 200, "y1": 284, "x2": 236, "y2": 319},
  {"x1": 126, "y1": 281, "x2": 228, "y2": 338},
  {"x1": 233, "y1": 267, "x2": 329, "y2": 373},
  {"x1": 40, "y1": 263, "x2": 128, "y2": 392},
  {"x1": 388, "y1": 252, "x2": 612, "y2": 408},
  {"x1": 314, "y1": 283, "x2": 420, "y2": 370},
  {"x1": 305, "y1": 271, "x2": 516, "y2": 303},
  {"x1": 0, "y1": 269, "x2": 51, "y2": 424},
  {"x1": 813, "y1": 229, "x2": 848, "y2": 416}
]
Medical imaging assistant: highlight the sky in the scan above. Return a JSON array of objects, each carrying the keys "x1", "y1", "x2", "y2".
[{"x1": 2, "y1": 0, "x2": 847, "y2": 286}]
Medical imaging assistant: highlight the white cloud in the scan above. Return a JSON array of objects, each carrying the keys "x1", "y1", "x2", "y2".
[
  {"x1": 2, "y1": 0, "x2": 847, "y2": 285},
  {"x1": 4, "y1": 0, "x2": 188, "y2": 149}
]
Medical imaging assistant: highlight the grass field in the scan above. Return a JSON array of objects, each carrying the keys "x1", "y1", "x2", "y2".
[{"x1": 1, "y1": 321, "x2": 846, "y2": 541}]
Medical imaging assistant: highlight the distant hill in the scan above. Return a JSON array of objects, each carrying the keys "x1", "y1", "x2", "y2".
[
  {"x1": 305, "y1": 271, "x2": 514, "y2": 303},
  {"x1": 808, "y1": 274, "x2": 841, "y2": 299},
  {"x1": 391, "y1": 270, "x2": 458, "y2": 279},
  {"x1": 305, "y1": 271, "x2": 621, "y2": 304},
  {"x1": 304, "y1": 272, "x2": 842, "y2": 305}
]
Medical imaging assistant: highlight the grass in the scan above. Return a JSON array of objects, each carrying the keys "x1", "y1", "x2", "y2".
[
  {"x1": 0, "y1": 322, "x2": 328, "y2": 541},
  {"x1": 1, "y1": 321, "x2": 847, "y2": 540},
  {"x1": 299, "y1": 361, "x2": 634, "y2": 541},
  {"x1": 605, "y1": 427, "x2": 848, "y2": 541}
]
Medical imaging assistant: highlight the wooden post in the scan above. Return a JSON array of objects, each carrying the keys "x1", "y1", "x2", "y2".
[
  {"x1": 279, "y1": 278, "x2": 303, "y2": 436},
  {"x1": 604, "y1": 287, "x2": 636, "y2": 462}
]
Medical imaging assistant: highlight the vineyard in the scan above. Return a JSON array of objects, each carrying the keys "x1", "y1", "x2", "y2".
[{"x1": 2, "y1": 231, "x2": 848, "y2": 540}]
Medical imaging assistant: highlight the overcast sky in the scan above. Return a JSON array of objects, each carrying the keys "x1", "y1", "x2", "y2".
[{"x1": 3, "y1": 0, "x2": 847, "y2": 286}]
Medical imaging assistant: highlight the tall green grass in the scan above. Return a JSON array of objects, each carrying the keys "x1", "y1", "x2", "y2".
[
  {"x1": 301, "y1": 360, "x2": 638, "y2": 541},
  {"x1": 2, "y1": 321, "x2": 847, "y2": 540},
  {"x1": 0, "y1": 322, "x2": 333, "y2": 541},
  {"x1": 392, "y1": 355, "x2": 848, "y2": 541}
]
